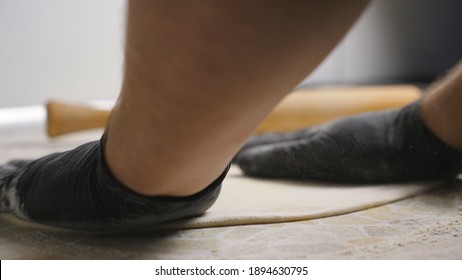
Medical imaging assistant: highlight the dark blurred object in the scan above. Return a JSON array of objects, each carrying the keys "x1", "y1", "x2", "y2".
[
  {"x1": 301, "y1": 0, "x2": 462, "y2": 87},
  {"x1": 368, "y1": 0, "x2": 462, "y2": 82}
]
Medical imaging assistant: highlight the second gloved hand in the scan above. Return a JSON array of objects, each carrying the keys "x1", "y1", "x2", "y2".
[{"x1": 234, "y1": 101, "x2": 462, "y2": 184}]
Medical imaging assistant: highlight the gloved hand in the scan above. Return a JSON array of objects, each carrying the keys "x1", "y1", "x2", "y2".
[
  {"x1": 0, "y1": 139, "x2": 226, "y2": 232},
  {"x1": 234, "y1": 101, "x2": 462, "y2": 183}
]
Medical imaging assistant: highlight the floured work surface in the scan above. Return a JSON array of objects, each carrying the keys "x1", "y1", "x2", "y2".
[
  {"x1": 1, "y1": 179, "x2": 461, "y2": 259},
  {"x1": 1, "y1": 124, "x2": 459, "y2": 259}
]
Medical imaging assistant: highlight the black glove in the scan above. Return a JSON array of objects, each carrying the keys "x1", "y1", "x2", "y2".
[
  {"x1": 0, "y1": 139, "x2": 227, "y2": 232},
  {"x1": 234, "y1": 101, "x2": 462, "y2": 183}
]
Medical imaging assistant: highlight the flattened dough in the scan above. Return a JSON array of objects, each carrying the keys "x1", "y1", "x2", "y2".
[{"x1": 0, "y1": 125, "x2": 440, "y2": 231}]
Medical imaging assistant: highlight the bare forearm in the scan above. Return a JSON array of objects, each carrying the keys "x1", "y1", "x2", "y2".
[{"x1": 105, "y1": 0, "x2": 369, "y2": 196}]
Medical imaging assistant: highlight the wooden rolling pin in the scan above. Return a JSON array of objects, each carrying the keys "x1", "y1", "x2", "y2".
[{"x1": 46, "y1": 85, "x2": 421, "y2": 137}]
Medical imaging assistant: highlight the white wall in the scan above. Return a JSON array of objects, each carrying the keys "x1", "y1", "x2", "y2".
[
  {"x1": 1, "y1": 0, "x2": 461, "y2": 108},
  {"x1": 0, "y1": 0, "x2": 125, "y2": 108}
]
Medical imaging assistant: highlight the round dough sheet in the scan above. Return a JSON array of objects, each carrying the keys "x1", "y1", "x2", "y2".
[{"x1": 0, "y1": 122, "x2": 440, "y2": 231}]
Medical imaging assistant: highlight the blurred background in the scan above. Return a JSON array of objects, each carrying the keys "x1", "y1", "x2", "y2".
[{"x1": 0, "y1": 0, "x2": 461, "y2": 108}]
